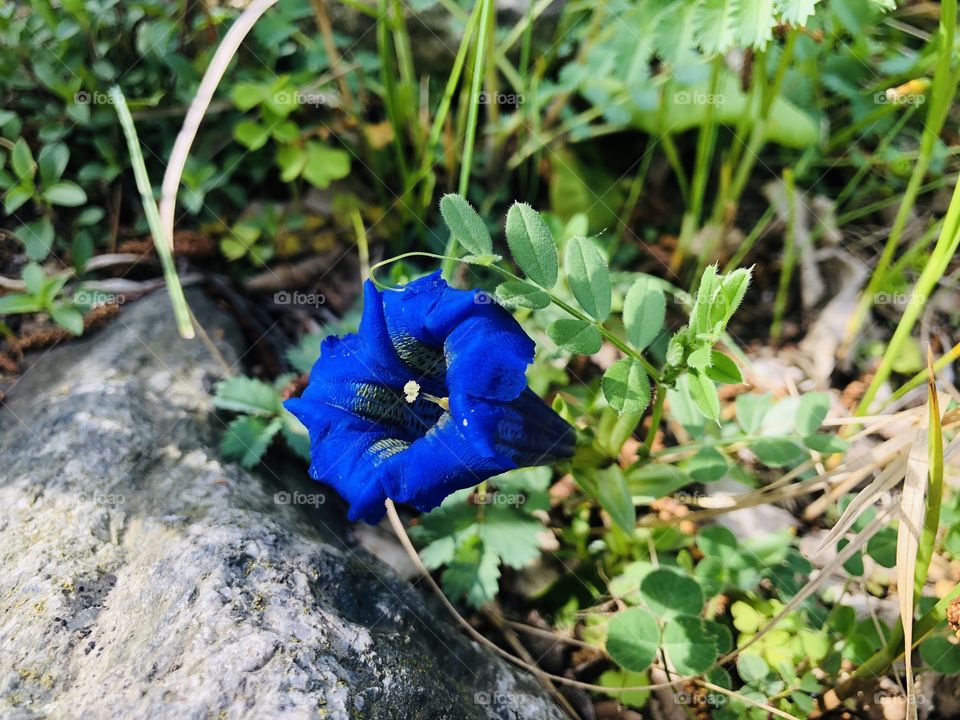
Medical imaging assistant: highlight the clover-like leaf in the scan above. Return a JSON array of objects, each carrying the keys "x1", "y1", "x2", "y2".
[
  {"x1": 440, "y1": 193, "x2": 493, "y2": 257},
  {"x1": 640, "y1": 568, "x2": 704, "y2": 618},
  {"x1": 495, "y1": 280, "x2": 550, "y2": 309},
  {"x1": 564, "y1": 236, "x2": 611, "y2": 320},
  {"x1": 662, "y1": 615, "x2": 720, "y2": 675},
  {"x1": 505, "y1": 202, "x2": 558, "y2": 288},
  {"x1": 602, "y1": 358, "x2": 651, "y2": 415},
  {"x1": 623, "y1": 275, "x2": 664, "y2": 350},
  {"x1": 547, "y1": 319, "x2": 602, "y2": 354},
  {"x1": 606, "y1": 607, "x2": 660, "y2": 672}
]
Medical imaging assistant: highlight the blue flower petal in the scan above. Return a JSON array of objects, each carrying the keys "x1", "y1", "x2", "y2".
[
  {"x1": 453, "y1": 388, "x2": 576, "y2": 465},
  {"x1": 381, "y1": 412, "x2": 515, "y2": 513},
  {"x1": 287, "y1": 272, "x2": 576, "y2": 524}
]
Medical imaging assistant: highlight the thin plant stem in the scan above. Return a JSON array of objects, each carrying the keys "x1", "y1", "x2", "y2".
[
  {"x1": 856, "y1": 174, "x2": 960, "y2": 415},
  {"x1": 771, "y1": 167, "x2": 797, "y2": 341},
  {"x1": 110, "y1": 86, "x2": 194, "y2": 339},
  {"x1": 843, "y1": 0, "x2": 959, "y2": 349},
  {"x1": 441, "y1": 0, "x2": 494, "y2": 279},
  {"x1": 641, "y1": 384, "x2": 666, "y2": 454}
]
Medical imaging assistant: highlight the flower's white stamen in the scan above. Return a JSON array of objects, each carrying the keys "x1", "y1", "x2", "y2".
[{"x1": 403, "y1": 380, "x2": 420, "y2": 404}]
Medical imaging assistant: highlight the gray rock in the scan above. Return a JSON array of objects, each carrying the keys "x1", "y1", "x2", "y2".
[{"x1": 0, "y1": 289, "x2": 567, "y2": 720}]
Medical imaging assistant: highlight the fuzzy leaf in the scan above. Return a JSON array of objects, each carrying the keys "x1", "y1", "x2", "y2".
[
  {"x1": 495, "y1": 280, "x2": 550, "y2": 309},
  {"x1": 505, "y1": 202, "x2": 558, "y2": 288},
  {"x1": 547, "y1": 319, "x2": 602, "y2": 354},
  {"x1": 602, "y1": 358, "x2": 651, "y2": 415},
  {"x1": 221, "y1": 415, "x2": 282, "y2": 468},
  {"x1": 623, "y1": 275, "x2": 665, "y2": 350},
  {"x1": 440, "y1": 194, "x2": 493, "y2": 257},
  {"x1": 214, "y1": 376, "x2": 283, "y2": 416},
  {"x1": 564, "y1": 236, "x2": 611, "y2": 320}
]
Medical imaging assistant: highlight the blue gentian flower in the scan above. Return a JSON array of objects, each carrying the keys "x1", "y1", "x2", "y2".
[{"x1": 285, "y1": 271, "x2": 575, "y2": 523}]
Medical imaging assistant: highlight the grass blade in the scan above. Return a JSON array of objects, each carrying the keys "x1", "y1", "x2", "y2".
[{"x1": 110, "y1": 86, "x2": 195, "y2": 339}]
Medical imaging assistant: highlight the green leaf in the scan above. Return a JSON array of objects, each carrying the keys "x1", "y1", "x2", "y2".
[
  {"x1": 731, "y1": 601, "x2": 763, "y2": 632},
  {"x1": 213, "y1": 376, "x2": 283, "y2": 416},
  {"x1": 286, "y1": 332, "x2": 324, "y2": 374},
  {"x1": 598, "y1": 669, "x2": 651, "y2": 710},
  {"x1": 686, "y1": 447, "x2": 729, "y2": 482},
  {"x1": 640, "y1": 568, "x2": 704, "y2": 618},
  {"x1": 623, "y1": 275, "x2": 665, "y2": 350},
  {"x1": 0, "y1": 294, "x2": 43, "y2": 315},
  {"x1": 220, "y1": 415, "x2": 282, "y2": 468},
  {"x1": 281, "y1": 411, "x2": 311, "y2": 460},
  {"x1": 16, "y1": 217, "x2": 55, "y2": 261},
  {"x1": 230, "y1": 81, "x2": 271, "y2": 111},
  {"x1": 4, "y1": 184, "x2": 33, "y2": 214},
  {"x1": 687, "y1": 344, "x2": 711, "y2": 370},
  {"x1": 410, "y1": 491, "x2": 480, "y2": 568},
  {"x1": 716, "y1": 266, "x2": 752, "y2": 328},
  {"x1": 705, "y1": 351, "x2": 743, "y2": 384},
  {"x1": 505, "y1": 202, "x2": 558, "y2": 288},
  {"x1": 564, "y1": 236, "x2": 611, "y2": 320},
  {"x1": 736, "y1": 0, "x2": 776, "y2": 49},
  {"x1": 547, "y1": 319, "x2": 602, "y2": 354},
  {"x1": 778, "y1": 0, "x2": 819, "y2": 25},
  {"x1": 11, "y1": 137, "x2": 35, "y2": 180},
  {"x1": 440, "y1": 194, "x2": 493, "y2": 257},
  {"x1": 495, "y1": 280, "x2": 550, "y2": 309},
  {"x1": 22, "y1": 262, "x2": 45, "y2": 296},
  {"x1": 606, "y1": 607, "x2": 660, "y2": 672},
  {"x1": 687, "y1": 370, "x2": 720, "y2": 422},
  {"x1": 803, "y1": 433, "x2": 848, "y2": 454},
  {"x1": 441, "y1": 536, "x2": 501, "y2": 608},
  {"x1": 625, "y1": 464, "x2": 693, "y2": 502},
  {"x1": 38, "y1": 143, "x2": 69, "y2": 186},
  {"x1": 737, "y1": 653, "x2": 769, "y2": 683},
  {"x1": 44, "y1": 180, "x2": 87, "y2": 206},
  {"x1": 866, "y1": 525, "x2": 897, "y2": 568},
  {"x1": 920, "y1": 636, "x2": 960, "y2": 673},
  {"x1": 276, "y1": 144, "x2": 308, "y2": 182},
  {"x1": 301, "y1": 142, "x2": 350, "y2": 189},
  {"x1": 479, "y1": 504, "x2": 544, "y2": 569},
  {"x1": 234, "y1": 120, "x2": 271, "y2": 151},
  {"x1": 602, "y1": 358, "x2": 651, "y2": 415},
  {"x1": 736, "y1": 393, "x2": 772, "y2": 434},
  {"x1": 693, "y1": 0, "x2": 738, "y2": 55},
  {"x1": 796, "y1": 391, "x2": 831, "y2": 434},
  {"x1": 662, "y1": 615, "x2": 719, "y2": 674},
  {"x1": 49, "y1": 303, "x2": 84, "y2": 335},
  {"x1": 752, "y1": 438, "x2": 807, "y2": 467},
  {"x1": 595, "y1": 465, "x2": 636, "y2": 533}
]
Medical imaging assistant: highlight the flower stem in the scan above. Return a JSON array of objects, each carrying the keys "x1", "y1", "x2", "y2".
[
  {"x1": 641, "y1": 384, "x2": 666, "y2": 454},
  {"x1": 441, "y1": 0, "x2": 494, "y2": 279}
]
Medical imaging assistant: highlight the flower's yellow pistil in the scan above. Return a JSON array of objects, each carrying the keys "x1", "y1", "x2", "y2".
[{"x1": 402, "y1": 379, "x2": 450, "y2": 411}]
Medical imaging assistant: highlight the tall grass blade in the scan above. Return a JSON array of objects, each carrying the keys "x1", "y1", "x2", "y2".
[{"x1": 109, "y1": 86, "x2": 195, "y2": 339}]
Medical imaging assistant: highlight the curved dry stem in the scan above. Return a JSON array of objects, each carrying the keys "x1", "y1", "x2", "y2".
[{"x1": 159, "y1": 0, "x2": 280, "y2": 248}]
